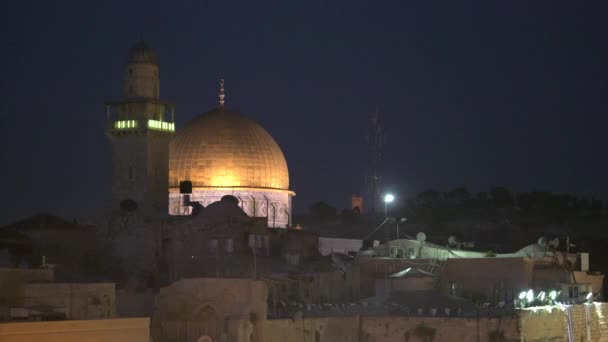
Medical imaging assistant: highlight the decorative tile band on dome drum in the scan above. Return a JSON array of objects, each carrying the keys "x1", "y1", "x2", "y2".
[{"x1": 168, "y1": 188, "x2": 292, "y2": 228}]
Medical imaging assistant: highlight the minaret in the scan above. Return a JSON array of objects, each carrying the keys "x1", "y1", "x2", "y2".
[{"x1": 105, "y1": 41, "x2": 175, "y2": 214}]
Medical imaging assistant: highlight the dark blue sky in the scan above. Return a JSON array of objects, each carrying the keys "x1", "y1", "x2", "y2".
[{"x1": 1, "y1": 1, "x2": 607, "y2": 224}]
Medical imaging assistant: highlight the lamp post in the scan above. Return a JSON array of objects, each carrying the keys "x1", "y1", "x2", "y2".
[
  {"x1": 397, "y1": 217, "x2": 407, "y2": 241},
  {"x1": 383, "y1": 193, "x2": 395, "y2": 257},
  {"x1": 383, "y1": 194, "x2": 394, "y2": 218}
]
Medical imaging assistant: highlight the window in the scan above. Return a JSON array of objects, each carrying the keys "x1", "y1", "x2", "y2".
[
  {"x1": 396, "y1": 248, "x2": 404, "y2": 258},
  {"x1": 129, "y1": 68, "x2": 133, "y2": 76},
  {"x1": 129, "y1": 167, "x2": 133, "y2": 179},
  {"x1": 225, "y1": 239, "x2": 234, "y2": 253},
  {"x1": 255, "y1": 235, "x2": 263, "y2": 248},
  {"x1": 407, "y1": 248, "x2": 415, "y2": 258},
  {"x1": 209, "y1": 239, "x2": 218, "y2": 254},
  {"x1": 449, "y1": 281, "x2": 457, "y2": 295}
]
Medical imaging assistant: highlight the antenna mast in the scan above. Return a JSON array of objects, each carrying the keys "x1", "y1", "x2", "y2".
[{"x1": 368, "y1": 109, "x2": 383, "y2": 215}]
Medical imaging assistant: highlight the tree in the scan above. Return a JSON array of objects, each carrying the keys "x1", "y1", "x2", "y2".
[
  {"x1": 417, "y1": 190, "x2": 442, "y2": 207},
  {"x1": 309, "y1": 201, "x2": 337, "y2": 220},
  {"x1": 489, "y1": 187, "x2": 514, "y2": 208},
  {"x1": 444, "y1": 187, "x2": 471, "y2": 204}
]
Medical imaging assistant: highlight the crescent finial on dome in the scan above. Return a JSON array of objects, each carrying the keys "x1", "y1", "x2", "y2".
[{"x1": 218, "y1": 78, "x2": 226, "y2": 110}]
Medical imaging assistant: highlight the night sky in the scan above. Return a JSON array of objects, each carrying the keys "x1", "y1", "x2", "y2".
[{"x1": 1, "y1": 1, "x2": 607, "y2": 225}]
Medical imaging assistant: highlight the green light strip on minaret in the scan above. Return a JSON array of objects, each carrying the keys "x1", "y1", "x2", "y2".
[
  {"x1": 114, "y1": 120, "x2": 138, "y2": 129},
  {"x1": 148, "y1": 120, "x2": 175, "y2": 132},
  {"x1": 112, "y1": 120, "x2": 174, "y2": 131}
]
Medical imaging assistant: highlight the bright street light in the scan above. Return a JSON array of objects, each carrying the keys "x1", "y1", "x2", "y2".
[{"x1": 383, "y1": 193, "x2": 394, "y2": 218}]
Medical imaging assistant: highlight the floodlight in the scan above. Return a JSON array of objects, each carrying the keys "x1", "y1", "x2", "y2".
[
  {"x1": 526, "y1": 290, "x2": 534, "y2": 303},
  {"x1": 518, "y1": 291, "x2": 527, "y2": 300},
  {"x1": 384, "y1": 194, "x2": 395, "y2": 203},
  {"x1": 549, "y1": 290, "x2": 557, "y2": 301}
]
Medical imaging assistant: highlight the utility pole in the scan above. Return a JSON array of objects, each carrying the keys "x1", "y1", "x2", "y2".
[{"x1": 367, "y1": 109, "x2": 384, "y2": 215}]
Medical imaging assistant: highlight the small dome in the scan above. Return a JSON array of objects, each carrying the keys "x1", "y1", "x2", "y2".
[
  {"x1": 128, "y1": 41, "x2": 158, "y2": 65},
  {"x1": 169, "y1": 109, "x2": 290, "y2": 190}
]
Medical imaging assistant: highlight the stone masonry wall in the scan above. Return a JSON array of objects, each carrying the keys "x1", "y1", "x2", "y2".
[
  {"x1": 262, "y1": 315, "x2": 520, "y2": 342},
  {"x1": 520, "y1": 303, "x2": 608, "y2": 342},
  {"x1": 0, "y1": 317, "x2": 149, "y2": 342}
]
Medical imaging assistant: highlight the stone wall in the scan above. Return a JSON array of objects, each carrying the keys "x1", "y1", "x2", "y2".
[
  {"x1": 263, "y1": 316, "x2": 360, "y2": 342},
  {"x1": 19, "y1": 283, "x2": 116, "y2": 320},
  {"x1": 361, "y1": 316, "x2": 519, "y2": 342},
  {"x1": 0, "y1": 268, "x2": 53, "y2": 319},
  {"x1": 271, "y1": 269, "x2": 361, "y2": 305},
  {"x1": 0, "y1": 317, "x2": 149, "y2": 342},
  {"x1": 0, "y1": 268, "x2": 53, "y2": 301},
  {"x1": 318, "y1": 237, "x2": 364, "y2": 256},
  {"x1": 153, "y1": 278, "x2": 267, "y2": 322},
  {"x1": 116, "y1": 289, "x2": 156, "y2": 317},
  {"x1": 441, "y1": 257, "x2": 535, "y2": 302},
  {"x1": 520, "y1": 303, "x2": 608, "y2": 341},
  {"x1": 149, "y1": 303, "x2": 608, "y2": 342},
  {"x1": 261, "y1": 315, "x2": 520, "y2": 342}
]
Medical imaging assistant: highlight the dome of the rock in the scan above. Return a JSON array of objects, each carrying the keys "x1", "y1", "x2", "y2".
[
  {"x1": 169, "y1": 109, "x2": 289, "y2": 190},
  {"x1": 167, "y1": 106, "x2": 294, "y2": 227}
]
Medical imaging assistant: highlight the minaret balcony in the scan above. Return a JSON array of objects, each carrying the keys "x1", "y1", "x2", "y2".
[{"x1": 110, "y1": 119, "x2": 175, "y2": 132}]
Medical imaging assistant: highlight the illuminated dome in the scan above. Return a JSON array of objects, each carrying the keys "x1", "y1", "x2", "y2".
[{"x1": 169, "y1": 109, "x2": 289, "y2": 190}]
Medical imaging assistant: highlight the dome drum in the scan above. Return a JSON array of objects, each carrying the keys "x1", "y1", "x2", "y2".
[{"x1": 169, "y1": 188, "x2": 292, "y2": 228}]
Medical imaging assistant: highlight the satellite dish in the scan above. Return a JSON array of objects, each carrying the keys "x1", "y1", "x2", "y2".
[
  {"x1": 548, "y1": 238, "x2": 560, "y2": 249},
  {"x1": 448, "y1": 236, "x2": 458, "y2": 246},
  {"x1": 537, "y1": 236, "x2": 548, "y2": 248},
  {"x1": 416, "y1": 232, "x2": 427, "y2": 242}
]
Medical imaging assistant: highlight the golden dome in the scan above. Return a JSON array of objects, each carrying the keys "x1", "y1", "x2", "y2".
[{"x1": 169, "y1": 109, "x2": 290, "y2": 190}]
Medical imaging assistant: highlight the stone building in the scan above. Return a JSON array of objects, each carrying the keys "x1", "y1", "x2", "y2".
[
  {"x1": 105, "y1": 41, "x2": 175, "y2": 214},
  {"x1": 149, "y1": 276, "x2": 608, "y2": 342},
  {"x1": 104, "y1": 41, "x2": 294, "y2": 227}
]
